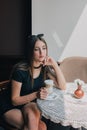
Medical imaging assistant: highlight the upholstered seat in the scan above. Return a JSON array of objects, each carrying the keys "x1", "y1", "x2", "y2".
[{"x1": 59, "y1": 56, "x2": 87, "y2": 83}]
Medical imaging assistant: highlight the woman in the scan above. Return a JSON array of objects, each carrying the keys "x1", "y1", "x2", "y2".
[{"x1": 0, "y1": 34, "x2": 66, "y2": 130}]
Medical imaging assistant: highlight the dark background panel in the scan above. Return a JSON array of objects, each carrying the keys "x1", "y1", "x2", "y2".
[{"x1": 0, "y1": 0, "x2": 31, "y2": 81}]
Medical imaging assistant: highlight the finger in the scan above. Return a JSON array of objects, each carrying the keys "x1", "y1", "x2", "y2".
[
  {"x1": 40, "y1": 88, "x2": 49, "y2": 98},
  {"x1": 40, "y1": 93, "x2": 48, "y2": 99},
  {"x1": 42, "y1": 57, "x2": 47, "y2": 66}
]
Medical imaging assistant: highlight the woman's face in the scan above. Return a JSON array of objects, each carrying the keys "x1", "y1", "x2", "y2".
[{"x1": 33, "y1": 40, "x2": 47, "y2": 63}]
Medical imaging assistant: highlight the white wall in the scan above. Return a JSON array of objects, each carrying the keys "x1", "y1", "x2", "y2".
[
  {"x1": 32, "y1": 0, "x2": 87, "y2": 61},
  {"x1": 59, "y1": 4, "x2": 87, "y2": 61}
]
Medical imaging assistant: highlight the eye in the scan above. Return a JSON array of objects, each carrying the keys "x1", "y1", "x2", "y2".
[
  {"x1": 34, "y1": 48, "x2": 39, "y2": 51},
  {"x1": 42, "y1": 45, "x2": 47, "y2": 50},
  {"x1": 42, "y1": 47, "x2": 46, "y2": 50}
]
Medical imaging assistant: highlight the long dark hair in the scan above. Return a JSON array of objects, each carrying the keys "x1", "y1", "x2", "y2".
[{"x1": 10, "y1": 34, "x2": 48, "y2": 81}]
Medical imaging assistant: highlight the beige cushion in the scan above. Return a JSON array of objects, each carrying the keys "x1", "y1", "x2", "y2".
[{"x1": 59, "y1": 57, "x2": 87, "y2": 83}]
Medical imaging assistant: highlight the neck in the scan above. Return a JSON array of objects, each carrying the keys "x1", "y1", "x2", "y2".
[{"x1": 33, "y1": 64, "x2": 42, "y2": 69}]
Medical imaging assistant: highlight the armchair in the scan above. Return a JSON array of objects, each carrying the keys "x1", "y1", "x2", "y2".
[{"x1": 59, "y1": 56, "x2": 87, "y2": 83}]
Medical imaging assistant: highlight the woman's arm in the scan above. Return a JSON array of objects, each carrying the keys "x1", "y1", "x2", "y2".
[
  {"x1": 44, "y1": 56, "x2": 66, "y2": 90},
  {"x1": 11, "y1": 80, "x2": 48, "y2": 106},
  {"x1": 11, "y1": 80, "x2": 37, "y2": 106},
  {"x1": 51, "y1": 62, "x2": 66, "y2": 90}
]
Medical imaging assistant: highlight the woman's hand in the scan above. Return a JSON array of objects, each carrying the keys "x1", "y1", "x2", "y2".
[
  {"x1": 43, "y1": 56, "x2": 57, "y2": 67},
  {"x1": 37, "y1": 87, "x2": 49, "y2": 100}
]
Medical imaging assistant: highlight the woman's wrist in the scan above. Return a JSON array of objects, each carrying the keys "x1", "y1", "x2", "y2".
[
  {"x1": 26, "y1": 92, "x2": 38, "y2": 103},
  {"x1": 52, "y1": 62, "x2": 59, "y2": 69},
  {"x1": 36, "y1": 91, "x2": 40, "y2": 99},
  {"x1": 34, "y1": 92, "x2": 38, "y2": 99}
]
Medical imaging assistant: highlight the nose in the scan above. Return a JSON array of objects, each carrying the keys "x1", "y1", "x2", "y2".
[{"x1": 39, "y1": 48, "x2": 43, "y2": 54}]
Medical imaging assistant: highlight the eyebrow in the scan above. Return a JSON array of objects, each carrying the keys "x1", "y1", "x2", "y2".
[{"x1": 35, "y1": 45, "x2": 46, "y2": 48}]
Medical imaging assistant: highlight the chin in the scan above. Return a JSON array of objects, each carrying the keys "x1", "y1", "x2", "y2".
[{"x1": 39, "y1": 58, "x2": 45, "y2": 62}]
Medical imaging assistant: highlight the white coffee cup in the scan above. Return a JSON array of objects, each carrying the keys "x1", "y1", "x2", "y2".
[{"x1": 44, "y1": 79, "x2": 54, "y2": 94}]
